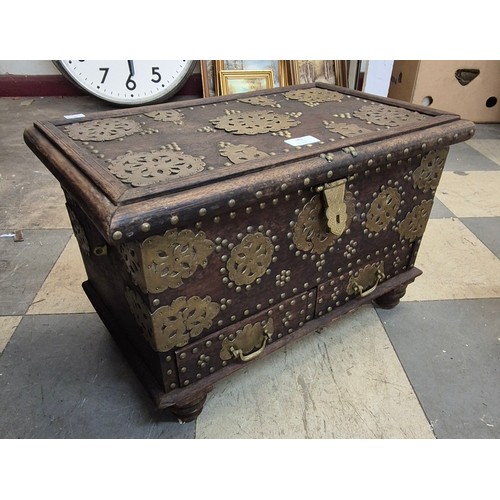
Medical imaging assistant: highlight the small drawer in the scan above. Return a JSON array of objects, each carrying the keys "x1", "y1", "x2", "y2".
[
  {"x1": 315, "y1": 245, "x2": 412, "y2": 317},
  {"x1": 175, "y1": 290, "x2": 316, "y2": 387}
]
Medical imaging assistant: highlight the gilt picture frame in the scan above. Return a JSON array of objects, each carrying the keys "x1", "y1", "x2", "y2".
[
  {"x1": 287, "y1": 60, "x2": 350, "y2": 88},
  {"x1": 200, "y1": 60, "x2": 291, "y2": 97},
  {"x1": 218, "y1": 70, "x2": 274, "y2": 96}
]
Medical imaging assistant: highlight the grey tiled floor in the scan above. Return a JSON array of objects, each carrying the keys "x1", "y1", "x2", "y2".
[{"x1": 1, "y1": 96, "x2": 499, "y2": 439}]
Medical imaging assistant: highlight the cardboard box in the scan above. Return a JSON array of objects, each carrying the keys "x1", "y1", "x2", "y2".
[{"x1": 389, "y1": 61, "x2": 500, "y2": 123}]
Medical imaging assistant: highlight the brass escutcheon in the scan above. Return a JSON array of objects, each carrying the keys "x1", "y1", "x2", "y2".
[{"x1": 322, "y1": 179, "x2": 349, "y2": 236}]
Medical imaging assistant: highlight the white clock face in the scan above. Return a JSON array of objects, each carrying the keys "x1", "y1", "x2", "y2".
[{"x1": 56, "y1": 60, "x2": 196, "y2": 106}]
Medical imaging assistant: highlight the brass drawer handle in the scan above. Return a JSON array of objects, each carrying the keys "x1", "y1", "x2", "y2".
[
  {"x1": 230, "y1": 338, "x2": 267, "y2": 362},
  {"x1": 352, "y1": 269, "x2": 385, "y2": 297},
  {"x1": 227, "y1": 321, "x2": 273, "y2": 362}
]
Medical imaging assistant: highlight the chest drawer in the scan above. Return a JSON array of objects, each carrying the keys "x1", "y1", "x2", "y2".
[{"x1": 174, "y1": 290, "x2": 316, "y2": 387}]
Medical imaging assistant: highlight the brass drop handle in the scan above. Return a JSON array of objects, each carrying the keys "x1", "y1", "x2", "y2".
[
  {"x1": 352, "y1": 269, "x2": 385, "y2": 297},
  {"x1": 229, "y1": 327, "x2": 273, "y2": 362}
]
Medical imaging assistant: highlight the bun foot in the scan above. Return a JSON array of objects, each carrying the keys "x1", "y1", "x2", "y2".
[
  {"x1": 373, "y1": 284, "x2": 407, "y2": 309},
  {"x1": 169, "y1": 392, "x2": 208, "y2": 423}
]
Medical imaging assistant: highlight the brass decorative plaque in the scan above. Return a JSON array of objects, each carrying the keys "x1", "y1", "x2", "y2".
[
  {"x1": 365, "y1": 187, "x2": 401, "y2": 233},
  {"x1": 218, "y1": 142, "x2": 270, "y2": 164},
  {"x1": 226, "y1": 232, "x2": 274, "y2": 285},
  {"x1": 153, "y1": 296, "x2": 220, "y2": 351},
  {"x1": 64, "y1": 117, "x2": 142, "y2": 141},
  {"x1": 398, "y1": 199, "x2": 433, "y2": 241},
  {"x1": 141, "y1": 229, "x2": 215, "y2": 292},
  {"x1": 283, "y1": 88, "x2": 344, "y2": 107},
  {"x1": 125, "y1": 288, "x2": 220, "y2": 352},
  {"x1": 293, "y1": 195, "x2": 336, "y2": 254},
  {"x1": 124, "y1": 287, "x2": 156, "y2": 346},
  {"x1": 294, "y1": 191, "x2": 354, "y2": 254},
  {"x1": 412, "y1": 149, "x2": 447, "y2": 192},
  {"x1": 67, "y1": 206, "x2": 90, "y2": 256},
  {"x1": 324, "y1": 121, "x2": 373, "y2": 137},
  {"x1": 143, "y1": 109, "x2": 184, "y2": 124},
  {"x1": 107, "y1": 146, "x2": 205, "y2": 187},
  {"x1": 238, "y1": 96, "x2": 280, "y2": 108},
  {"x1": 210, "y1": 110, "x2": 300, "y2": 135},
  {"x1": 353, "y1": 104, "x2": 426, "y2": 127}
]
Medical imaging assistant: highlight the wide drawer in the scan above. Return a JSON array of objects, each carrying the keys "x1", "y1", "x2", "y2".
[{"x1": 174, "y1": 290, "x2": 316, "y2": 387}]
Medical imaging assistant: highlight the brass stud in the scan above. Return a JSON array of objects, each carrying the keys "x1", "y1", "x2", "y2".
[
  {"x1": 141, "y1": 222, "x2": 151, "y2": 232},
  {"x1": 170, "y1": 215, "x2": 179, "y2": 225},
  {"x1": 112, "y1": 231, "x2": 123, "y2": 241},
  {"x1": 304, "y1": 177, "x2": 310, "y2": 186},
  {"x1": 152, "y1": 298, "x2": 160, "y2": 307},
  {"x1": 228, "y1": 199, "x2": 236, "y2": 207},
  {"x1": 256, "y1": 190, "x2": 263, "y2": 198},
  {"x1": 199, "y1": 208, "x2": 207, "y2": 216}
]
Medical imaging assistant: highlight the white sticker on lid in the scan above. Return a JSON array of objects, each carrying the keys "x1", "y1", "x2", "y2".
[
  {"x1": 64, "y1": 113, "x2": 86, "y2": 119},
  {"x1": 284, "y1": 135, "x2": 321, "y2": 147}
]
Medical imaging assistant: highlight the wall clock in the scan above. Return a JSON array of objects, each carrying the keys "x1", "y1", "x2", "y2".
[{"x1": 54, "y1": 60, "x2": 197, "y2": 106}]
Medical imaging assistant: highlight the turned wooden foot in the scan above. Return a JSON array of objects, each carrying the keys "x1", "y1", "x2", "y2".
[
  {"x1": 373, "y1": 284, "x2": 407, "y2": 309},
  {"x1": 169, "y1": 393, "x2": 208, "y2": 423}
]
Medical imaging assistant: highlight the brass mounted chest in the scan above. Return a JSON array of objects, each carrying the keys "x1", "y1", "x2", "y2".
[{"x1": 24, "y1": 83, "x2": 475, "y2": 421}]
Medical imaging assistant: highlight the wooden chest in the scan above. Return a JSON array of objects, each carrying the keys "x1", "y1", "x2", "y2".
[{"x1": 24, "y1": 83, "x2": 475, "y2": 422}]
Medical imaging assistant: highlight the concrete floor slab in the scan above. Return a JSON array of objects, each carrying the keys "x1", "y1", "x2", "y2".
[
  {"x1": 445, "y1": 142, "x2": 500, "y2": 171},
  {"x1": 196, "y1": 305, "x2": 434, "y2": 439},
  {"x1": 467, "y1": 139, "x2": 500, "y2": 165},
  {"x1": 377, "y1": 299, "x2": 500, "y2": 439},
  {"x1": 27, "y1": 235, "x2": 94, "y2": 315},
  {"x1": 0, "y1": 229, "x2": 72, "y2": 315},
  {"x1": 0, "y1": 316, "x2": 21, "y2": 353},
  {"x1": 437, "y1": 171, "x2": 500, "y2": 217},
  {"x1": 430, "y1": 197, "x2": 455, "y2": 219},
  {"x1": 404, "y1": 218, "x2": 500, "y2": 301},
  {"x1": 473, "y1": 124, "x2": 500, "y2": 141},
  {"x1": 0, "y1": 148, "x2": 70, "y2": 229},
  {"x1": 0, "y1": 313, "x2": 195, "y2": 439},
  {"x1": 460, "y1": 216, "x2": 500, "y2": 259}
]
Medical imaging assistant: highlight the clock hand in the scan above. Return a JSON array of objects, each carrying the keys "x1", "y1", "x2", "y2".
[{"x1": 127, "y1": 60, "x2": 135, "y2": 76}]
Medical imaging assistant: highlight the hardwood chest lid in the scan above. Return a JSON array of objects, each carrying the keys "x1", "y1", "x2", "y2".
[{"x1": 24, "y1": 83, "x2": 475, "y2": 243}]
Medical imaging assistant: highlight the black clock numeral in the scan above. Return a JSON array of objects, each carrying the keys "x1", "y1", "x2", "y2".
[
  {"x1": 99, "y1": 67, "x2": 109, "y2": 84},
  {"x1": 151, "y1": 67, "x2": 162, "y2": 83},
  {"x1": 126, "y1": 74, "x2": 137, "y2": 91}
]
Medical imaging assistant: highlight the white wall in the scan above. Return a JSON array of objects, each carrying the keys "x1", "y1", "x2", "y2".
[
  {"x1": 363, "y1": 60, "x2": 394, "y2": 97},
  {"x1": 0, "y1": 60, "x2": 60, "y2": 75}
]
